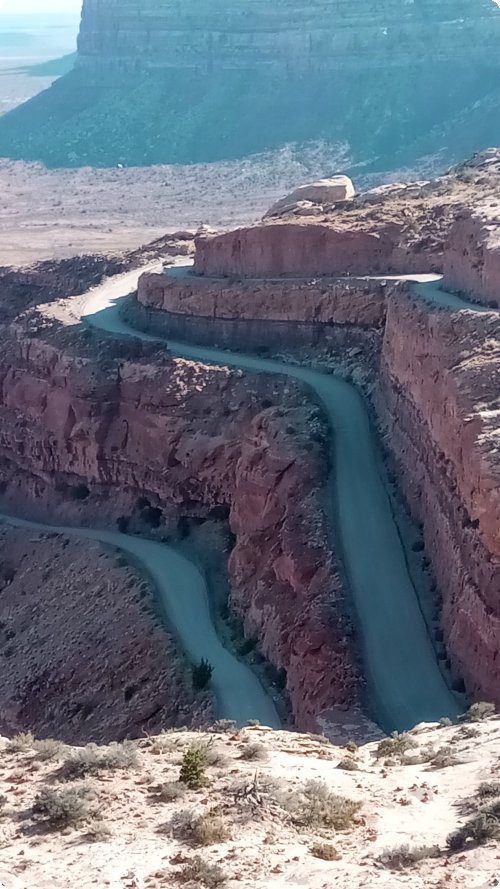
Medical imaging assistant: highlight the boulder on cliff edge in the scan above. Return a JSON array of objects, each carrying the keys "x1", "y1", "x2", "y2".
[{"x1": 264, "y1": 176, "x2": 355, "y2": 219}]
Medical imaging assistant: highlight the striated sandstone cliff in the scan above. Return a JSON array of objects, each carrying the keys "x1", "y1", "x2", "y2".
[
  {"x1": 444, "y1": 206, "x2": 500, "y2": 308},
  {"x1": 377, "y1": 292, "x2": 500, "y2": 705},
  {"x1": 1, "y1": 1, "x2": 500, "y2": 170},
  {"x1": 0, "y1": 321, "x2": 358, "y2": 734}
]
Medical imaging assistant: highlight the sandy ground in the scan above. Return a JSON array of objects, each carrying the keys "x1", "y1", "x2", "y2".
[
  {"x1": 1, "y1": 718, "x2": 499, "y2": 889},
  {"x1": 0, "y1": 143, "x2": 357, "y2": 267}
]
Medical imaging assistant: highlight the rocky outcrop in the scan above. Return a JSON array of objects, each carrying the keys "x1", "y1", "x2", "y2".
[
  {"x1": 0, "y1": 322, "x2": 358, "y2": 734},
  {"x1": 193, "y1": 224, "x2": 399, "y2": 278},
  {"x1": 264, "y1": 177, "x2": 355, "y2": 219},
  {"x1": 0, "y1": 526, "x2": 211, "y2": 742},
  {"x1": 1, "y1": 1, "x2": 500, "y2": 170},
  {"x1": 377, "y1": 292, "x2": 500, "y2": 705},
  {"x1": 444, "y1": 207, "x2": 500, "y2": 308},
  {"x1": 138, "y1": 271, "x2": 387, "y2": 326}
]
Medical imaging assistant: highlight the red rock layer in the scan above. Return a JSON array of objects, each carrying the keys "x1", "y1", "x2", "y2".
[
  {"x1": 377, "y1": 291, "x2": 500, "y2": 704},
  {"x1": 193, "y1": 223, "x2": 398, "y2": 278},
  {"x1": 0, "y1": 526, "x2": 211, "y2": 742},
  {"x1": 138, "y1": 271, "x2": 387, "y2": 328},
  {"x1": 0, "y1": 324, "x2": 358, "y2": 733},
  {"x1": 444, "y1": 208, "x2": 500, "y2": 308}
]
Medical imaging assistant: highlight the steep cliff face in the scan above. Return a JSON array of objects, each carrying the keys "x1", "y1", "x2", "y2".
[
  {"x1": 444, "y1": 207, "x2": 500, "y2": 308},
  {"x1": 0, "y1": 323, "x2": 358, "y2": 734},
  {"x1": 76, "y1": 0, "x2": 500, "y2": 74},
  {"x1": 377, "y1": 293, "x2": 500, "y2": 705},
  {"x1": 0, "y1": 1, "x2": 499, "y2": 170}
]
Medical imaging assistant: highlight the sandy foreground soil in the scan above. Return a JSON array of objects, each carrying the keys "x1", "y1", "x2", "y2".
[{"x1": 1, "y1": 718, "x2": 500, "y2": 889}]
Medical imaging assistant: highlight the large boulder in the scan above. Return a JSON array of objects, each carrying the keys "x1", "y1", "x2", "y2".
[{"x1": 264, "y1": 176, "x2": 355, "y2": 218}]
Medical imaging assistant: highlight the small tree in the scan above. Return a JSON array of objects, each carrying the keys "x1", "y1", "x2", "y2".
[
  {"x1": 179, "y1": 745, "x2": 208, "y2": 789},
  {"x1": 192, "y1": 658, "x2": 214, "y2": 690}
]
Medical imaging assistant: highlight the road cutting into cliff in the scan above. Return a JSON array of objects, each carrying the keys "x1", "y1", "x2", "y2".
[
  {"x1": 0, "y1": 514, "x2": 281, "y2": 730},
  {"x1": 70, "y1": 267, "x2": 489, "y2": 732}
]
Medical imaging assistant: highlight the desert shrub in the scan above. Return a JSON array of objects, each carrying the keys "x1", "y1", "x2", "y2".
[
  {"x1": 84, "y1": 819, "x2": 112, "y2": 842},
  {"x1": 336, "y1": 758, "x2": 359, "y2": 771},
  {"x1": 344, "y1": 741, "x2": 358, "y2": 754},
  {"x1": 208, "y1": 720, "x2": 237, "y2": 734},
  {"x1": 457, "y1": 725, "x2": 481, "y2": 740},
  {"x1": 205, "y1": 747, "x2": 230, "y2": 768},
  {"x1": 378, "y1": 843, "x2": 440, "y2": 869},
  {"x1": 179, "y1": 855, "x2": 227, "y2": 887},
  {"x1": 429, "y1": 746, "x2": 460, "y2": 769},
  {"x1": 283, "y1": 780, "x2": 361, "y2": 831},
  {"x1": 33, "y1": 739, "x2": 65, "y2": 762},
  {"x1": 179, "y1": 745, "x2": 209, "y2": 789},
  {"x1": 192, "y1": 658, "x2": 214, "y2": 690},
  {"x1": 240, "y1": 743, "x2": 268, "y2": 762},
  {"x1": 33, "y1": 784, "x2": 99, "y2": 830},
  {"x1": 151, "y1": 781, "x2": 186, "y2": 803},
  {"x1": 311, "y1": 842, "x2": 341, "y2": 860},
  {"x1": 439, "y1": 717, "x2": 453, "y2": 728},
  {"x1": 191, "y1": 810, "x2": 231, "y2": 846},
  {"x1": 477, "y1": 782, "x2": 500, "y2": 800},
  {"x1": 447, "y1": 805, "x2": 500, "y2": 852},
  {"x1": 376, "y1": 732, "x2": 418, "y2": 761},
  {"x1": 61, "y1": 741, "x2": 138, "y2": 779},
  {"x1": 6, "y1": 731, "x2": 35, "y2": 753},
  {"x1": 464, "y1": 702, "x2": 496, "y2": 722},
  {"x1": 247, "y1": 719, "x2": 260, "y2": 727}
]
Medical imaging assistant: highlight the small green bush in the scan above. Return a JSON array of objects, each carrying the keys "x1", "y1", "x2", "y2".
[
  {"x1": 33, "y1": 784, "x2": 99, "y2": 830},
  {"x1": 192, "y1": 658, "x2": 214, "y2": 690},
  {"x1": 179, "y1": 745, "x2": 209, "y2": 789}
]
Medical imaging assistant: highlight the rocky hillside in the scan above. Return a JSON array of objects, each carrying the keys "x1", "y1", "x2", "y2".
[
  {"x1": 0, "y1": 0, "x2": 499, "y2": 171},
  {"x1": 1, "y1": 715, "x2": 500, "y2": 889}
]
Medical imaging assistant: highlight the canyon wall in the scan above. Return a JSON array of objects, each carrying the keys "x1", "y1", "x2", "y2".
[
  {"x1": 444, "y1": 208, "x2": 500, "y2": 308},
  {"x1": 0, "y1": 322, "x2": 358, "y2": 734},
  {"x1": 77, "y1": 0, "x2": 500, "y2": 74},
  {"x1": 192, "y1": 224, "x2": 442, "y2": 278},
  {"x1": 377, "y1": 291, "x2": 500, "y2": 705}
]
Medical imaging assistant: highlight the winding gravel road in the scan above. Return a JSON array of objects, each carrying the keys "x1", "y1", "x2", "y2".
[
  {"x1": 0, "y1": 513, "x2": 281, "y2": 728},
  {"x1": 77, "y1": 268, "x2": 486, "y2": 732}
]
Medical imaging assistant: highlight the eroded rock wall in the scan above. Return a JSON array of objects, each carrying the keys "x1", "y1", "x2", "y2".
[
  {"x1": 377, "y1": 292, "x2": 500, "y2": 704},
  {"x1": 444, "y1": 208, "x2": 500, "y2": 308},
  {"x1": 0, "y1": 324, "x2": 358, "y2": 733}
]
